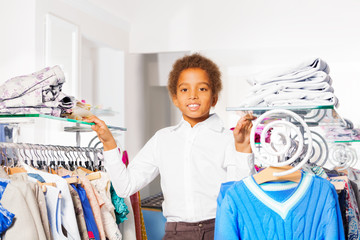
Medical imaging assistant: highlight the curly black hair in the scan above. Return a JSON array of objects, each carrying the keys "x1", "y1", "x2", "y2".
[{"x1": 168, "y1": 53, "x2": 222, "y2": 97}]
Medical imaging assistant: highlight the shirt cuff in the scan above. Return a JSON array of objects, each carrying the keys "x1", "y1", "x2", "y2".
[
  {"x1": 103, "y1": 147, "x2": 122, "y2": 165},
  {"x1": 234, "y1": 151, "x2": 253, "y2": 159},
  {"x1": 234, "y1": 151, "x2": 255, "y2": 175}
]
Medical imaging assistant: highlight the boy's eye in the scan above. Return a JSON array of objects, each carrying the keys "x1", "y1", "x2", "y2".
[
  {"x1": 199, "y1": 88, "x2": 207, "y2": 91},
  {"x1": 180, "y1": 88, "x2": 187, "y2": 92}
]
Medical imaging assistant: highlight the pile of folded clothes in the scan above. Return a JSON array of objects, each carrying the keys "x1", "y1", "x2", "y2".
[
  {"x1": 0, "y1": 66, "x2": 79, "y2": 117},
  {"x1": 238, "y1": 58, "x2": 339, "y2": 108}
]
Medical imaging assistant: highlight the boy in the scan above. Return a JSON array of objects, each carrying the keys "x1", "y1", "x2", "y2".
[{"x1": 85, "y1": 53, "x2": 255, "y2": 240}]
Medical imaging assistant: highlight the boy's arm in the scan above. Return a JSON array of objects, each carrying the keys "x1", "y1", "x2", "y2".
[
  {"x1": 225, "y1": 113, "x2": 257, "y2": 181},
  {"x1": 84, "y1": 115, "x2": 117, "y2": 151},
  {"x1": 84, "y1": 115, "x2": 159, "y2": 198},
  {"x1": 233, "y1": 113, "x2": 256, "y2": 153}
]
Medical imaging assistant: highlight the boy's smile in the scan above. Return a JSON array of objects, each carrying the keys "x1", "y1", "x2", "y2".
[{"x1": 172, "y1": 68, "x2": 218, "y2": 127}]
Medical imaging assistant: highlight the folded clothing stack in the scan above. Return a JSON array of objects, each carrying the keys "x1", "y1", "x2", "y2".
[
  {"x1": 0, "y1": 66, "x2": 76, "y2": 117},
  {"x1": 238, "y1": 58, "x2": 339, "y2": 108}
]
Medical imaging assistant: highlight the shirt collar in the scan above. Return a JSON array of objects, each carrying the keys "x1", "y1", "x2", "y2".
[{"x1": 170, "y1": 113, "x2": 224, "y2": 132}]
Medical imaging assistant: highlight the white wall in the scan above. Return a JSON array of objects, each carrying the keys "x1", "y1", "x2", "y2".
[
  {"x1": 0, "y1": 0, "x2": 37, "y2": 80},
  {"x1": 128, "y1": 0, "x2": 360, "y2": 128},
  {"x1": 0, "y1": 0, "x2": 131, "y2": 148},
  {"x1": 130, "y1": 0, "x2": 360, "y2": 53}
]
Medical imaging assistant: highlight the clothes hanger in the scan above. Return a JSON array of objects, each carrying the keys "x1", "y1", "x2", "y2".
[
  {"x1": 62, "y1": 146, "x2": 73, "y2": 170},
  {"x1": 83, "y1": 147, "x2": 94, "y2": 171},
  {"x1": 86, "y1": 172, "x2": 101, "y2": 181},
  {"x1": 76, "y1": 148, "x2": 93, "y2": 173},
  {"x1": 330, "y1": 143, "x2": 357, "y2": 174},
  {"x1": 40, "y1": 145, "x2": 51, "y2": 172},
  {"x1": 7, "y1": 144, "x2": 27, "y2": 174},
  {"x1": 250, "y1": 109, "x2": 314, "y2": 183},
  {"x1": 33, "y1": 145, "x2": 44, "y2": 170},
  {"x1": 57, "y1": 146, "x2": 68, "y2": 170},
  {"x1": 253, "y1": 165, "x2": 302, "y2": 184},
  {"x1": 47, "y1": 145, "x2": 57, "y2": 173}
]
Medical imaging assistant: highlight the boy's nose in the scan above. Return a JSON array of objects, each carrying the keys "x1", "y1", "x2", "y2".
[{"x1": 189, "y1": 91, "x2": 198, "y2": 99}]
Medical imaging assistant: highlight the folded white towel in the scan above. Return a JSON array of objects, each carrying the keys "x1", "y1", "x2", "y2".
[
  {"x1": 239, "y1": 81, "x2": 335, "y2": 108},
  {"x1": 247, "y1": 58, "x2": 330, "y2": 85},
  {"x1": 251, "y1": 75, "x2": 333, "y2": 93}
]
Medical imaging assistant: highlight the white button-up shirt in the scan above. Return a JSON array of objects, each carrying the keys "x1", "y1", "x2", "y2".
[{"x1": 104, "y1": 113, "x2": 254, "y2": 222}]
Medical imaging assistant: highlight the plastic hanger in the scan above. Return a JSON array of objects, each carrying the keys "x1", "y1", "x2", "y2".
[
  {"x1": 250, "y1": 109, "x2": 314, "y2": 179},
  {"x1": 253, "y1": 165, "x2": 302, "y2": 184}
]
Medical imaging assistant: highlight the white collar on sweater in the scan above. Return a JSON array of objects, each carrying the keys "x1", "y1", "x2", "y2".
[{"x1": 243, "y1": 172, "x2": 313, "y2": 220}]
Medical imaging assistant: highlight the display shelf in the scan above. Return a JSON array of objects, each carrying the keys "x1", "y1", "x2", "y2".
[
  {"x1": 334, "y1": 140, "x2": 360, "y2": 143},
  {"x1": 0, "y1": 114, "x2": 126, "y2": 132},
  {"x1": 91, "y1": 108, "x2": 120, "y2": 117},
  {"x1": 226, "y1": 105, "x2": 346, "y2": 128},
  {"x1": 227, "y1": 105, "x2": 360, "y2": 143},
  {"x1": 226, "y1": 104, "x2": 333, "y2": 112}
]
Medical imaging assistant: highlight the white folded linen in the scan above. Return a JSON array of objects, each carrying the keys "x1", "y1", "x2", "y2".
[
  {"x1": 251, "y1": 74, "x2": 333, "y2": 93},
  {"x1": 247, "y1": 58, "x2": 330, "y2": 85}
]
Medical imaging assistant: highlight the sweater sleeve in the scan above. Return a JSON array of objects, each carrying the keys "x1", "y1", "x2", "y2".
[
  {"x1": 324, "y1": 185, "x2": 345, "y2": 240},
  {"x1": 215, "y1": 191, "x2": 241, "y2": 240},
  {"x1": 104, "y1": 133, "x2": 160, "y2": 198}
]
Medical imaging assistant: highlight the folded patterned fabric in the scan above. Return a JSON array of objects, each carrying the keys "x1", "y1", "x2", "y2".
[
  {"x1": 247, "y1": 58, "x2": 330, "y2": 85},
  {"x1": 0, "y1": 66, "x2": 79, "y2": 117},
  {"x1": 0, "y1": 66, "x2": 65, "y2": 109}
]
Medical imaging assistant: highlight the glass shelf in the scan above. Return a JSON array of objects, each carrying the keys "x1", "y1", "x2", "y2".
[
  {"x1": 334, "y1": 140, "x2": 360, "y2": 143},
  {"x1": 0, "y1": 114, "x2": 126, "y2": 132},
  {"x1": 226, "y1": 105, "x2": 360, "y2": 143},
  {"x1": 226, "y1": 104, "x2": 334, "y2": 112},
  {"x1": 226, "y1": 105, "x2": 346, "y2": 128}
]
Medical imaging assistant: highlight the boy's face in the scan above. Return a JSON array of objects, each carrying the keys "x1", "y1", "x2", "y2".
[{"x1": 172, "y1": 68, "x2": 218, "y2": 127}]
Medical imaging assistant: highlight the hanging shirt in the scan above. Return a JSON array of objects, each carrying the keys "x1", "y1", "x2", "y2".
[
  {"x1": 0, "y1": 179, "x2": 14, "y2": 235},
  {"x1": 104, "y1": 113, "x2": 255, "y2": 222},
  {"x1": 215, "y1": 173, "x2": 345, "y2": 240},
  {"x1": 23, "y1": 165, "x2": 81, "y2": 240},
  {"x1": 110, "y1": 183, "x2": 129, "y2": 224},
  {"x1": 73, "y1": 184, "x2": 100, "y2": 240},
  {"x1": 45, "y1": 185, "x2": 68, "y2": 240},
  {"x1": 1, "y1": 181, "x2": 40, "y2": 239}
]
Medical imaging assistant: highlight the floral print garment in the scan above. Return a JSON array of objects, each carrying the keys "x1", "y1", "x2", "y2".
[{"x1": 0, "y1": 66, "x2": 76, "y2": 116}]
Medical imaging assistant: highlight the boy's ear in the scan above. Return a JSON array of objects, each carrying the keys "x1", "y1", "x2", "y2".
[{"x1": 211, "y1": 95, "x2": 218, "y2": 107}]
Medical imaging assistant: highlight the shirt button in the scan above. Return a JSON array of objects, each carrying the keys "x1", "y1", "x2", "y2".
[{"x1": 198, "y1": 223, "x2": 203, "y2": 228}]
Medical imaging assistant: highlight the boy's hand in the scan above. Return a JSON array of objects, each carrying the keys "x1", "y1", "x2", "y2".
[
  {"x1": 83, "y1": 115, "x2": 117, "y2": 151},
  {"x1": 233, "y1": 113, "x2": 256, "y2": 153}
]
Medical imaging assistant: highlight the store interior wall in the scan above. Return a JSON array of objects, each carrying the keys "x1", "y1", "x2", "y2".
[{"x1": 1, "y1": 0, "x2": 360, "y2": 198}]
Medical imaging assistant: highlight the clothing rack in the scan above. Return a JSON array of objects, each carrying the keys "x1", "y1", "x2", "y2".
[{"x1": 0, "y1": 142, "x2": 104, "y2": 171}]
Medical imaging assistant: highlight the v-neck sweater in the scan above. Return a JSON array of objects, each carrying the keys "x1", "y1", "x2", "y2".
[{"x1": 215, "y1": 173, "x2": 345, "y2": 240}]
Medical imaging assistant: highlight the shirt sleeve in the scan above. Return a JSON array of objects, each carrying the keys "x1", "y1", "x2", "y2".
[
  {"x1": 224, "y1": 143, "x2": 255, "y2": 182},
  {"x1": 104, "y1": 133, "x2": 160, "y2": 198}
]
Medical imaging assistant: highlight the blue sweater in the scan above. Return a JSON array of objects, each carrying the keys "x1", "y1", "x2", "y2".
[{"x1": 215, "y1": 173, "x2": 345, "y2": 240}]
